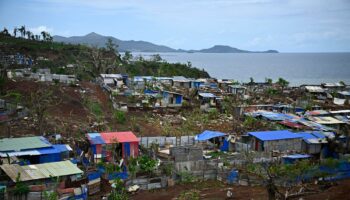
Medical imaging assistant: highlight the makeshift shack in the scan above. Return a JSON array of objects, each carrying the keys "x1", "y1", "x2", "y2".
[
  {"x1": 296, "y1": 132, "x2": 328, "y2": 155},
  {"x1": 248, "y1": 130, "x2": 302, "y2": 153},
  {"x1": 0, "y1": 160, "x2": 83, "y2": 183},
  {"x1": 195, "y1": 130, "x2": 228, "y2": 151},
  {"x1": 87, "y1": 131, "x2": 139, "y2": 162},
  {"x1": 0, "y1": 136, "x2": 71, "y2": 164},
  {"x1": 161, "y1": 91, "x2": 183, "y2": 107},
  {"x1": 172, "y1": 76, "x2": 192, "y2": 88},
  {"x1": 228, "y1": 85, "x2": 246, "y2": 95},
  {"x1": 198, "y1": 92, "x2": 217, "y2": 108}
]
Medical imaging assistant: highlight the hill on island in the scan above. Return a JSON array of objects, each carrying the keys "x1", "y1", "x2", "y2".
[{"x1": 53, "y1": 32, "x2": 278, "y2": 53}]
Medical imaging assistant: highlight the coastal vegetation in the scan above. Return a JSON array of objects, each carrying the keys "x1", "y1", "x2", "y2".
[{"x1": 0, "y1": 26, "x2": 210, "y2": 81}]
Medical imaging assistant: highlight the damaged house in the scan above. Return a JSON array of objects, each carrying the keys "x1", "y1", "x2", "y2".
[
  {"x1": 248, "y1": 130, "x2": 302, "y2": 153},
  {"x1": 161, "y1": 91, "x2": 183, "y2": 107}
]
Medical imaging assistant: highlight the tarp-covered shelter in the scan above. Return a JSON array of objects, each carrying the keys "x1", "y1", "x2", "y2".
[
  {"x1": 195, "y1": 130, "x2": 226, "y2": 141},
  {"x1": 195, "y1": 130, "x2": 228, "y2": 151},
  {"x1": 296, "y1": 132, "x2": 329, "y2": 154},
  {"x1": 248, "y1": 130, "x2": 303, "y2": 153}
]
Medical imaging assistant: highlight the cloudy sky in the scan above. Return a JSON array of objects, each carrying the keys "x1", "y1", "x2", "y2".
[{"x1": 1, "y1": 0, "x2": 349, "y2": 52}]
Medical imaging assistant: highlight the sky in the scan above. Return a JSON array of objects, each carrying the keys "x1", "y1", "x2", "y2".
[{"x1": 1, "y1": 0, "x2": 350, "y2": 52}]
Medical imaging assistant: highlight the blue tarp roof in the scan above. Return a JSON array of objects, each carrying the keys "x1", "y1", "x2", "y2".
[
  {"x1": 296, "y1": 132, "x2": 326, "y2": 139},
  {"x1": 87, "y1": 133, "x2": 105, "y2": 145},
  {"x1": 295, "y1": 131, "x2": 328, "y2": 144},
  {"x1": 36, "y1": 144, "x2": 71, "y2": 154},
  {"x1": 248, "y1": 130, "x2": 302, "y2": 141},
  {"x1": 283, "y1": 154, "x2": 311, "y2": 159},
  {"x1": 195, "y1": 130, "x2": 226, "y2": 141}
]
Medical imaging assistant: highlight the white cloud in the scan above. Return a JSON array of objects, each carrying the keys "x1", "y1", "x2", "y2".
[
  {"x1": 247, "y1": 35, "x2": 274, "y2": 47},
  {"x1": 28, "y1": 25, "x2": 53, "y2": 35}
]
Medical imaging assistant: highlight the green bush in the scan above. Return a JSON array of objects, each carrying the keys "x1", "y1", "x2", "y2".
[
  {"x1": 113, "y1": 110, "x2": 126, "y2": 124},
  {"x1": 178, "y1": 190, "x2": 200, "y2": 200},
  {"x1": 178, "y1": 171, "x2": 196, "y2": 183},
  {"x1": 208, "y1": 108, "x2": 219, "y2": 119},
  {"x1": 138, "y1": 155, "x2": 157, "y2": 175}
]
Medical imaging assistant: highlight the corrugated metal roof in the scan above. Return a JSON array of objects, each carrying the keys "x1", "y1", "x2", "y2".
[
  {"x1": 278, "y1": 120, "x2": 305, "y2": 129},
  {"x1": 310, "y1": 116, "x2": 345, "y2": 124},
  {"x1": 229, "y1": 85, "x2": 246, "y2": 89},
  {"x1": 0, "y1": 160, "x2": 83, "y2": 182},
  {"x1": 338, "y1": 91, "x2": 350, "y2": 96},
  {"x1": 198, "y1": 92, "x2": 216, "y2": 98},
  {"x1": 282, "y1": 154, "x2": 311, "y2": 159},
  {"x1": 0, "y1": 150, "x2": 41, "y2": 157},
  {"x1": 295, "y1": 132, "x2": 327, "y2": 144},
  {"x1": 0, "y1": 136, "x2": 51, "y2": 152},
  {"x1": 248, "y1": 130, "x2": 302, "y2": 141},
  {"x1": 258, "y1": 111, "x2": 296, "y2": 121},
  {"x1": 305, "y1": 110, "x2": 330, "y2": 116},
  {"x1": 100, "y1": 131, "x2": 139, "y2": 143},
  {"x1": 0, "y1": 144, "x2": 72, "y2": 158},
  {"x1": 172, "y1": 76, "x2": 190, "y2": 82},
  {"x1": 329, "y1": 110, "x2": 350, "y2": 114},
  {"x1": 305, "y1": 86, "x2": 324, "y2": 93},
  {"x1": 133, "y1": 76, "x2": 153, "y2": 82},
  {"x1": 100, "y1": 74, "x2": 122, "y2": 78}
]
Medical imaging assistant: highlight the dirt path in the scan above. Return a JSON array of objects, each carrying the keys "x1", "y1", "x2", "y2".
[{"x1": 131, "y1": 179, "x2": 350, "y2": 200}]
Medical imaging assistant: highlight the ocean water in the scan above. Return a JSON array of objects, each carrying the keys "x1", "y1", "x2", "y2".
[{"x1": 134, "y1": 52, "x2": 350, "y2": 86}]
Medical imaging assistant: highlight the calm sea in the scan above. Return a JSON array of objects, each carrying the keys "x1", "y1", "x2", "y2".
[{"x1": 133, "y1": 52, "x2": 350, "y2": 86}]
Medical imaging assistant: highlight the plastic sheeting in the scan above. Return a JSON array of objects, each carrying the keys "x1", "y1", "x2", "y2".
[
  {"x1": 248, "y1": 130, "x2": 301, "y2": 141},
  {"x1": 195, "y1": 130, "x2": 226, "y2": 141}
]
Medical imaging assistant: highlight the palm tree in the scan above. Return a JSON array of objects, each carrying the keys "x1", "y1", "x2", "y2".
[
  {"x1": 13, "y1": 27, "x2": 18, "y2": 37},
  {"x1": 46, "y1": 33, "x2": 53, "y2": 42},
  {"x1": 41, "y1": 31, "x2": 47, "y2": 41},
  {"x1": 1, "y1": 28, "x2": 10, "y2": 36},
  {"x1": 26, "y1": 31, "x2": 32, "y2": 40},
  {"x1": 35, "y1": 35, "x2": 40, "y2": 40},
  {"x1": 276, "y1": 77, "x2": 289, "y2": 92},
  {"x1": 19, "y1": 25, "x2": 26, "y2": 38},
  {"x1": 31, "y1": 35, "x2": 35, "y2": 40}
]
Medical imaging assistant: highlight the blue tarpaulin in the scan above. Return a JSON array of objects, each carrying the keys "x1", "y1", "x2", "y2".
[
  {"x1": 124, "y1": 143, "x2": 130, "y2": 157},
  {"x1": 87, "y1": 133, "x2": 105, "y2": 145},
  {"x1": 87, "y1": 171, "x2": 101, "y2": 181},
  {"x1": 248, "y1": 130, "x2": 302, "y2": 141},
  {"x1": 220, "y1": 140, "x2": 229, "y2": 151},
  {"x1": 108, "y1": 172, "x2": 128, "y2": 180},
  {"x1": 175, "y1": 95, "x2": 182, "y2": 104},
  {"x1": 195, "y1": 130, "x2": 226, "y2": 141},
  {"x1": 227, "y1": 170, "x2": 239, "y2": 184},
  {"x1": 37, "y1": 145, "x2": 71, "y2": 163}
]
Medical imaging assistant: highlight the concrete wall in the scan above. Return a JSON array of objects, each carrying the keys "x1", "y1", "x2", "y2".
[{"x1": 139, "y1": 136, "x2": 196, "y2": 148}]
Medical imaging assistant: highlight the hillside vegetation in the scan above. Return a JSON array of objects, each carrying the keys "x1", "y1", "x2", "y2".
[{"x1": 0, "y1": 33, "x2": 210, "y2": 80}]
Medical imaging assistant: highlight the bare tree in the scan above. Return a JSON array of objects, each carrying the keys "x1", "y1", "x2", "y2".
[{"x1": 27, "y1": 87, "x2": 60, "y2": 135}]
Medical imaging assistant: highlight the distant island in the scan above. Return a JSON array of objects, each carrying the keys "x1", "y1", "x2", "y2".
[{"x1": 53, "y1": 32, "x2": 279, "y2": 53}]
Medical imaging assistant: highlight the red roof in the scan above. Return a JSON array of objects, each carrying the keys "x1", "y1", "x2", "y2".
[
  {"x1": 100, "y1": 131, "x2": 139, "y2": 143},
  {"x1": 279, "y1": 120, "x2": 306, "y2": 129}
]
